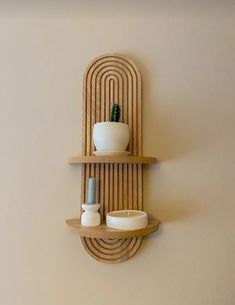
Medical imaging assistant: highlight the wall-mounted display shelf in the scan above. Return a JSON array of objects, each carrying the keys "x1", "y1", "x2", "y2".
[
  {"x1": 66, "y1": 218, "x2": 160, "y2": 239},
  {"x1": 66, "y1": 54, "x2": 160, "y2": 263},
  {"x1": 68, "y1": 155, "x2": 158, "y2": 164}
]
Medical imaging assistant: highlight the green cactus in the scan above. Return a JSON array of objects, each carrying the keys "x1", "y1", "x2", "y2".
[{"x1": 110, "y1": 103, "x2": 120, "y2": 122}]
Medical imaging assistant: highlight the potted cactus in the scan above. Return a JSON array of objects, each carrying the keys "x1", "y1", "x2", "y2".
[{"x1": 93, "y1": 104, "x2": 129, "y2": 155}]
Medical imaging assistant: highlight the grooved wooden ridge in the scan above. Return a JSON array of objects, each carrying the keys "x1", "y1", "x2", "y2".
[
  {"x1": 66, "y1": 219, "x2": 160, "y2": 239},
  {"x1": 68, "y1": 156, "x2": 158, "y2": 164},
  {"x1": 80, "y1": 54, "x2": 144, "y2": 263},
  {"x1": 67, "y1": 53, "x2": 160, "y2": 263}
]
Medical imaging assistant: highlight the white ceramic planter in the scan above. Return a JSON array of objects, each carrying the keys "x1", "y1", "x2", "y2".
[
  {"x1": 106, "y1": 210, "x2": 148, "y2": 231},
  {"x1": 93, "y1": 122, "x2": 129, "y2": 151},
  {"x1": 81, "y1": 204, "x2": 101, "y2": 227}
]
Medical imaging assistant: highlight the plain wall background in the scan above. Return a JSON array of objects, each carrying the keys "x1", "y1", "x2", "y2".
[{"x1": 0, "y1": 1, "x2": 234, "y2": 305}]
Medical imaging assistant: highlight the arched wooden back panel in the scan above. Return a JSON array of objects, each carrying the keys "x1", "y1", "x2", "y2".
[{"x1": 81, "y1": 54, "x2": 143, "y2": 263}]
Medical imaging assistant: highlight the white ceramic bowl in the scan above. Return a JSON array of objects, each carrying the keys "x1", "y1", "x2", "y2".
[
  {"x1": 106, "y1": 210, "x2": 148, "y2": 231},
  {"x1": 93, "y1": 122, "x2": 129, "y2": 151}
]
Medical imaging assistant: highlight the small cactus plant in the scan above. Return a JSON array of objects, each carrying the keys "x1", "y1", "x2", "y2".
[{"x1": 110, "y1": 103, "x2": 120, "y2": 122}]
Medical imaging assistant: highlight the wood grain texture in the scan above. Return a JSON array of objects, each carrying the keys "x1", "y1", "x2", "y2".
[
  {"x1": 66, "y1": 218, "x2": 160, "y2": 239},
  {"x1": 68, "y1": 156, "x2": 158, "y2": 164},
  {"x1": 80, "y1": 54, "x2": 145, "y2": 263},
  {"x1": 81, "y1": 237, "x2": 142, "y2": 263}
]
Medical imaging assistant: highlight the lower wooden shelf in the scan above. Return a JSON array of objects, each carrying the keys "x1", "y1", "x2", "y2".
[
  {"x1": 65, "y1": 218, "x2": 160, "y2": 239},
  {"x1": 68, "y1": 155, "x2": 158, "y2": 164}
]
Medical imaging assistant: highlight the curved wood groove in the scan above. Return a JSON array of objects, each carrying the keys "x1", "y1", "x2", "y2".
[
  {"x1": 80, "y1": 54, "x2": 148, "y2": 263},
  {"x1": 81, "y1": 237, "x2": 142, "y2": 263}
]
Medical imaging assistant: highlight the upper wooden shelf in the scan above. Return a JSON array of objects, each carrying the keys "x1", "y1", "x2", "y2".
[
  {"x1": 66, "y1": 218, "x2": 160, "y2": 239},
  {"x1": 68, "y1": 155, "x2": 158, "y2": 164}
]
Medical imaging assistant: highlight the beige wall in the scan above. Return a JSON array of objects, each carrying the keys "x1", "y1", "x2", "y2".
[{"x1": 0, "y1": 2, "x2": 234, "y2": 305}]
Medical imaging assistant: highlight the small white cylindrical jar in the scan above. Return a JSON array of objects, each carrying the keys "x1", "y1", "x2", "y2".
[
  {"x1": 81, "y1": 204, "x2": 101, "y2": 227},
  {"x1": 106, "y1": 210, "x2": 148, "y2": 230},
  {"x1": 93, "y1": 122, "x2": 129, "y2": 151}
]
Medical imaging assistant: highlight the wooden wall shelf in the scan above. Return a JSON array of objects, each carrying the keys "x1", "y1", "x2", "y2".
[
  {"x1": 66, "y1": 218, "x2": 160, "y2": 239},
  {"x1": 68, "y1": 155, "x2": 158, "y2": 164},
  {"x1": 66, "y1": 54, "x2": 160, "y2": 263}
]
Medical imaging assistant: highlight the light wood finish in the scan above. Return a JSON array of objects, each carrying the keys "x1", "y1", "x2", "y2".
[
  {"x1": 68, "y1": 54, "x2": 160, "y2": 263},
  {"x1": 80, "y1": 54, "x2": 145, "y2": 263},
  {"x1": 66, "y1": 218, "x2": 160, "y2": 239},
  {"x1": 81, "y1": 237, "x2": 142, "y2": 264},
  {"x1": 68, "y1": 155, "x2": 158, "y2": 164}
]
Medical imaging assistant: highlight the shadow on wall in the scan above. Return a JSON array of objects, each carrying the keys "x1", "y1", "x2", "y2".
[
  {"x1": 130, "y1": 53, "x2": 198, "y2": 162},
  {"x1": 147, "y1": 197, "x2": 198, "y2": 223},
  {"x1": 126, "y1": 53, "x2": 199, "y2": 224}
]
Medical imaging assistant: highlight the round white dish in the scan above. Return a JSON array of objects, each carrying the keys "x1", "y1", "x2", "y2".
[
  {"x1": 106, "y1": 210, "x2": 148, "y2": 231},
  {"x1": 92, "y1": 150, "x2": 130, "y2": 156}
]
